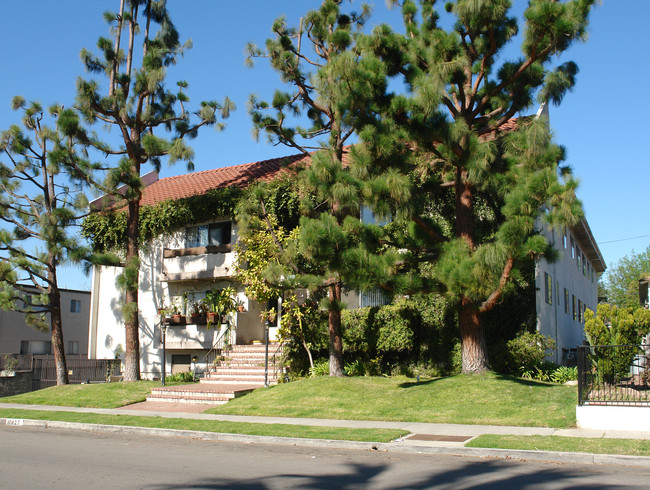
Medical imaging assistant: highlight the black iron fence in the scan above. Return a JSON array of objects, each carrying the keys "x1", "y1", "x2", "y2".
[
  {"x1": 32, "y1": 357, "x2": 122, "y2": 390},
  {"x1": 577, "y1": 344, "x2": 650, "y2": 406}
]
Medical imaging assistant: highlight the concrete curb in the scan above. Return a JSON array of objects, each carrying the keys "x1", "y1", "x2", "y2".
[{"x1": 4, "y1": 417, "x2": 650, "y2": 468}]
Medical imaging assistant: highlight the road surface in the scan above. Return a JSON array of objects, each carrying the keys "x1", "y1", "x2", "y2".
[{"x1": 1, "y1": 426, "x2": 649, "y2": 488}]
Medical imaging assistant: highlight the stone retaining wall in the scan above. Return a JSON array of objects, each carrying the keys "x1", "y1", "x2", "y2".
[{"x1": 0, "y1": 371, "x2": 33, "y2": 397}]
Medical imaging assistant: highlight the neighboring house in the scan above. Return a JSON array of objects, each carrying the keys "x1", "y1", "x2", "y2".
[
  {"x1": 640, "y1": 276, "x2": 650, "y2": 309},
  {"x1": 0, "y1": 288, "x2": 91, "y2": 357},
  {"x1": 536, "y1": 221, "x2": 606, "y2": 364}
]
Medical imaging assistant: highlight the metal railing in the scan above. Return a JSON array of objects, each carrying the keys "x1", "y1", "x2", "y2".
[
  {"x1": 202, "y1": 321, "x2": 232, "y2": 372},
  {"x1": 577, "y1": 344, "x2": 650, "y2": 406}
]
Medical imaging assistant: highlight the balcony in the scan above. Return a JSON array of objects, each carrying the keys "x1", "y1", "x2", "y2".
[
  {"x1": 159, "y1": 244, "x2": 234, "y2": 282},
  {"x1": 162, "y1": 323, "x2": 226, "y2": 349}
]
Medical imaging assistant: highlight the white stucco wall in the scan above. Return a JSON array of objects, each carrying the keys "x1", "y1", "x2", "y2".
[
  {"x1": 577, "y1": 405, "x2": 650, "y2": 431},
  {"x1": 536, "y1": 225, "x2": 600, "y2": 364},
  {"x1": 88, "y1": 222, "x2": 273, "y2": 378}
]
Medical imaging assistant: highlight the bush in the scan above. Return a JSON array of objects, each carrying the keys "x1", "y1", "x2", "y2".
[
  {"x1": 340, "y1": 294, "x2": 458, "y2": 376},
  {"x1": 550, "y1": 366, "x2": 577, "y2": 383},
  {"x1": 344, "y1": 359, "x2": 366, "y2": 376},
  {"x1": 376, "y1": 301, "x2": 415, "y2": 353},
  {"x1": 165, "y1": 371, "x2": 196, "y2": 383},
  {"x1": 506, "y1": 331, "x2": 556, "y2": 374},
  {"x1": 309, "y1": 358, "x2": 329, "y2": 377}
]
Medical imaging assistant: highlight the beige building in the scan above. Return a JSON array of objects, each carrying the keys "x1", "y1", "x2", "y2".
[{"x1": 0, "y1": 288, "x2": 91, "y2": 357}]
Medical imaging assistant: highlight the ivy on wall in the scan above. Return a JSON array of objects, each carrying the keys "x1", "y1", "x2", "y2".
[
  {"x1": 82, "y1": 187, "x2": 242, "y2": 253},
  {"x1": 81, "y1": 177, "x2": 302, "y2": 254}
]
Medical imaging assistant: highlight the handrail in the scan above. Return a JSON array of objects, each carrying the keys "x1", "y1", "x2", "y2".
[
  {"x1": 270, "y1": 341, "x2": 286, "y2": 381},
  {"x1": 202, "y1": 319, "x2": 232, "y2": 373}
]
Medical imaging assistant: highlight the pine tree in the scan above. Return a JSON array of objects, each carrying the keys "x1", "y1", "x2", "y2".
[
  {"x1": 0, "y1": 98, "x2": 92, "y2": 385},
  {"x1": 365, "y1": 0, "x2": 594, "y2": 373},
  {"x1": 246, "y1": 1, "x2": 401, "y2": 376},
  {"x1": 71, "y1": 0, "x2": 233, "y2": 380}
]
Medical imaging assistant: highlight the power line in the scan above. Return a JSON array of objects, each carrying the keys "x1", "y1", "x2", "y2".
[{"x1": 598, "y1": 234, "x2": 650, "y2": 245}]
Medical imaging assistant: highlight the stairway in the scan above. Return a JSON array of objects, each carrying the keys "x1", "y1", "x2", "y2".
[
  {"x1": 201, "y1": 343, "x2": 283, "y2": 385},
  {"x1": 146, "y1": 343, "x2": 283, "y2": 406}
]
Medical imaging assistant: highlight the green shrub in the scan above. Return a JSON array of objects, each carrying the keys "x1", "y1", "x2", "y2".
[
  {"x1": 165, "y1": 371, "x2": 196, "y2": 383},
  {"x1": 342, "y1": 307, "x2": 378, "y2": 355},
  {"x1": 376, "y1": 302, "x2": 415, "y2": 353},
  {"x1": 507, "y1": 331, "x2": 556, "y2": 374},
  {"x1": 344, "y1": 359, "x2": 366, "y2": 376},
  {"x1": 550, "y1": 366, "x2": 577, "y2": 383},
  {"x1": 309, "y1": 358, "x2": 329, "y2": 377}
]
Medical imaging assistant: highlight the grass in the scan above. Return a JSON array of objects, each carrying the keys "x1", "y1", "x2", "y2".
[
  {"x1": 0, "y1": 408, "x2": 406, "y2": 443},
  {"x1": 467, "y1": 435, "x2": 650, "y2": 457},
  {"x1": 0, "y1": 381, "x2": 163, "y2": 408},
  {"x1": 206, "y1": 372, "x2": 577, "y2": 428},
  {"x1": 0, "y1": 372, "x2": 577, "y2": 428}
]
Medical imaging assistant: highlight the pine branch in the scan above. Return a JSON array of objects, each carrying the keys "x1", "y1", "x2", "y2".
[{"x1": 480, "y1": 256, "x2": 515, "y2": 313}]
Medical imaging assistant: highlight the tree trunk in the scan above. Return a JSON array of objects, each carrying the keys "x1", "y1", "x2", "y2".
[
  {"x1": 455, "y1": 164, "x2": 489, "y2": 373},
  {"x1": 48, "y1": 284, "x2": 69, "y2": 385},
  {"x1": 327, "y1": 282, "x2": 344, "y2": 377},
  {"x1": 459, "y1": 298, "x2": 489, "y2": 373},
  {"x1": 122, "y1": 199, "x2": 141, "y2": 381}
]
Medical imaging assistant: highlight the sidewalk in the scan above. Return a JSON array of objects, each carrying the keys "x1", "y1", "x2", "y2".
[{"x1": 2, "y1": 401, "x2": 650, "y2": 467}]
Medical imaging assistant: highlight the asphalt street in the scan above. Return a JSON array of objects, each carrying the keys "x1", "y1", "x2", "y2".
[{"x1": 2, "y1": 426, "x2": 650, "y2": 489}]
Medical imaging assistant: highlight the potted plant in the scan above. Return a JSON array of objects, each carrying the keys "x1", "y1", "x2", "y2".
[
  {"x1": 186, "y1": 298, "x2": 206, "y2": 325},
  {"x1": 202, "y1": 286, "x2": 238, "y2": 328},
  {"x1": 169, "y1": 301, "x2": 185, "y2": 325}
]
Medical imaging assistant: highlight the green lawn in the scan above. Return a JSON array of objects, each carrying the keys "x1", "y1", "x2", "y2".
[
  {"x1": 0, "y1": 373, "x2": 577, "y2": 428},
  {"x1": 0, "y1": 408, "x2": 406, "y2": 443},
  {"x1": 467, "y1": 435, "x2": 650, "y2": 457},
  {"x1": 0, "y1": 381, "x2": 161, "y2": 408},
  {"x1": 207, "y1": 372, "x2": 577, "y2": 428}
]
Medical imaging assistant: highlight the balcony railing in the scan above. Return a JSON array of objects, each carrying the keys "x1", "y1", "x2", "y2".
[
  {"x1": 577, "y1": 344, "x2": 650, "y2": 406},
  {"x1": 160, "y1": 244, "x2": 234, "y2": 281},
  {"x1": 161, "y1": 322, "x2": 228, "y2": 350}
]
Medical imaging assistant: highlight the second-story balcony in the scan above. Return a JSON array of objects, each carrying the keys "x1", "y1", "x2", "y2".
[{"x1": 159, "y1": 244, "x2": 235, "y2": 282}]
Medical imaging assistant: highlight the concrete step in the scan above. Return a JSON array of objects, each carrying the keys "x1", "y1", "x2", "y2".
[
  {"x1": 230, "y1": 343, "x2": 281, "y2": 351},
  {"x1": 146, "y1": 393, "x2": 231, "y2": 404},
  {"x1": 202, "y1": 377, "x2": 278, "y2": 384}
]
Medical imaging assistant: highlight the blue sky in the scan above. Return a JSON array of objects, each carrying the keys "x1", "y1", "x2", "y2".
[{"x1": 1, "y1": 1, "x2": 648, "y2": 291}]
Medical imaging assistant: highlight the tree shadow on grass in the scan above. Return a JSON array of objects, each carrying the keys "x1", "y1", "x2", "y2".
[{"x1": 397, "y1": 372, "x2": 565, "y2": 389}]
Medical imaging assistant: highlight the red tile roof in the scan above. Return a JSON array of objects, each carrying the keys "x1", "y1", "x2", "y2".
[
  {"x1": 127, "y1": 117, "x2": 523, "y2": 208},
  {"x1": 139, "y1": 152, "x2": 310, "y2": 206}
]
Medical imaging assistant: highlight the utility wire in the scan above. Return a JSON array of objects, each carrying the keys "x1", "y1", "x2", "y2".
[{"x1": 598, "y1": 234, "x2": 650, "y2": 245}]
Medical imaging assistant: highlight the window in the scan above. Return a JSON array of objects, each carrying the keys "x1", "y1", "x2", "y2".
[
  {"x1": 582, "y1": 253, "x2": 586, "y2": 275},
  {"x1": 562, "y1": 230, "x2": 567, "y2": 249},
  {"x1": 20, "y1": 340, "x2": 52, "y2": 355},
  {"x1": 544, "y1": 273, "x2": 552, "y2": 305},
  {"x1": 68, "y1": 341, "x2": 79, "y2": 355},
  {"x1": 577, "y1": 249, "x2": 581, "y2": 270},
  {"x1": 564, "y1": 288, "x2": 570, "y2": 314},
  {"x1": 572, "y1": 295, "x2": 577, "y2": 321},
  {"x1": 360, "y1": 288, "x2": 391, "y2": 308},
  {"x1": 570, "y1": 236, "x2": 575, "y2": 259},
  {"x1": 186, "y1": 222, "x2": 231, "y2": 248},
  {"x1": 578, "y1": 299, "x2": 583, "y2": 323},
  {"x1": 70, "y1": 299, "x2": 82, "y2": 313}
]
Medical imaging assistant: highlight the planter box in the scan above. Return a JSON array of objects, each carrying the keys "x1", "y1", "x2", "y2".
[
  {"x1": 165, "y1": 316, "x2": 186, "y2": 325},
  {"x1": 186, "y1": 315, "x2": 207, "y2": 325}
]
